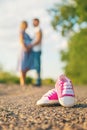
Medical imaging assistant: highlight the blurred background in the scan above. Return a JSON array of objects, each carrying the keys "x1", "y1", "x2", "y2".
[{"x1": 0, "y1": 0, "x2": 87, "y2": 85}]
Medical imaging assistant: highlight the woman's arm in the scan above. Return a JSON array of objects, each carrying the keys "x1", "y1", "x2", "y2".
[{"x1": 19, "y1": 32, "x2": 28, "y2": 52}]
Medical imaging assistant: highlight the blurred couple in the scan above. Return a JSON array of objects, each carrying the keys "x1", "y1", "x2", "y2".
[{"x1": 18, "y1": 18, "x2": 42, "y2": 87}]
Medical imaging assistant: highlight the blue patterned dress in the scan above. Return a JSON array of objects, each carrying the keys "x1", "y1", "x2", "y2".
[{"x1": 18, "y1": 31, "x2": 34, "y2": 71}]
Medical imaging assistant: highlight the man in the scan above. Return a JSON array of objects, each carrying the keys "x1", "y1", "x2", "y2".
[{"x1": 29, "y1": 18, "x2": 42, "y2": 86}]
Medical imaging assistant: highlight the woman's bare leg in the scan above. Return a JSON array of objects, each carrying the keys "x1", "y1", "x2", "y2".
[
  {"x1": 20, "y1": 69, "x2": 29, "y2": 86},
  {"x1": 20, "y1": 71, "x2": 26, "y2": 86}
]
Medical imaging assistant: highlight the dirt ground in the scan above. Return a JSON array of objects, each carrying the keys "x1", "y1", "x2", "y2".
[{"x1": 0, "y1": 84, "x2": 87, "y2": 130}]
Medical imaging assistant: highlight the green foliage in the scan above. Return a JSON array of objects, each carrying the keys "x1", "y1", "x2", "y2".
[
  {"x1": 61, "y1": 29, "x2": 87, "y2": 85},
  {"x1": 0, "y1": 72, "x2": 19, "y2": 84},
  {"x1": 42, "y1": 78, "x2": 55, "y2": 86},
  {"x1": 49, "y1": 0, "x2": 87, "y2": 35},
  {"x1": 0, "y1": 71, "x2": 55, "y2": 85},
  {"x1": 49, "y1": 0, "x2": 87, "y2": 85},
  {"x1": 25, "y1": 77, "x2": 33, "y2": 85},
  {"x1": 0, "y1": 71, "x2": 32, "y2": 84}
]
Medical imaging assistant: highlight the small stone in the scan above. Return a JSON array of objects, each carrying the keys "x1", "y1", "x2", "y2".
[{"x1": 83, "y1": 122, "x2": 87, "y2": 129}]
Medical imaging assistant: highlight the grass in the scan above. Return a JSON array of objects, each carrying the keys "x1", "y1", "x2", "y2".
[{"x1": 0, "y1": 71, "x2": 55, "y2": 85}]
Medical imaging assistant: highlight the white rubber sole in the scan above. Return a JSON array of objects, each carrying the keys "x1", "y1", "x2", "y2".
[
  {"x1": 59, "y1": 96, "x2": 75, "y2": 107},
  {"x1": 36, "y1": 100, "x2": 59, "y2": 106}
]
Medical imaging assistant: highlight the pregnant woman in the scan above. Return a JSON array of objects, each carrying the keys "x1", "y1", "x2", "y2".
[{"x1": 18, "y1": 21, "x2": 34, "y2": 87}]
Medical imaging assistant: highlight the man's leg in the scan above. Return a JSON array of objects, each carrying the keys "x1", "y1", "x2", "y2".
[{"x1": 34, "y1": 51, "x2": 41, "y2": 86}]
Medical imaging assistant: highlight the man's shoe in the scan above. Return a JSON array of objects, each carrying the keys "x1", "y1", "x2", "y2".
[{"x1": 33, "y1": 83, "x2": 41, "y2": 87}]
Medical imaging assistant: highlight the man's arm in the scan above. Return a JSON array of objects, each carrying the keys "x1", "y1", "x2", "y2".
[
  {"x1": 33, "y1": 30, "x2": 42, "y2": 46},
  {"x1": 28, "y1": 30, "x2": 42, "y2": 49}
]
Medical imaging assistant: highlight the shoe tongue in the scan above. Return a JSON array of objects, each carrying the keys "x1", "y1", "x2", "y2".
[
  {"x1": 59, "y1": 75, "x2": 67, "y2": 82},
  {"x1": 43, "y1": 89, "x2": 54, "y2": 97}
]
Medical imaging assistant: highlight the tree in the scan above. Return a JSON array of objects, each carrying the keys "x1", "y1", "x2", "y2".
[
  {"x1": 61, "y1": 29, "x2": 87, "y2": 85},
  {"x1": 49, "y1": 0, "x2": 87, "y2": 35},
  {"x1": 49, "y1": 0, "x2": 87, "y2": 85}
]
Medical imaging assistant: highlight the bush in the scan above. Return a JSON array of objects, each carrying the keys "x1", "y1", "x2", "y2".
[
  {"x1": 42, "y1": 78, "x2": 55, "y2": 86},
  {"x1": 0, "y1": 71, "x2": 55, "y2": 86},
  {"x1": 0, "y1": 72, "x2": 19, "y2": 84}
]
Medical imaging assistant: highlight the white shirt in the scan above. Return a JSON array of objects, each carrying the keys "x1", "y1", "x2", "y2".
[{"x1": 33, "y1": 26, "x2": 42, "y2": 52}]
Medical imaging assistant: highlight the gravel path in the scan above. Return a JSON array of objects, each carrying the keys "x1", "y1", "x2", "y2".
[{"x1": 0, "y1": 84, "x2": 87, "y2": 130}]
